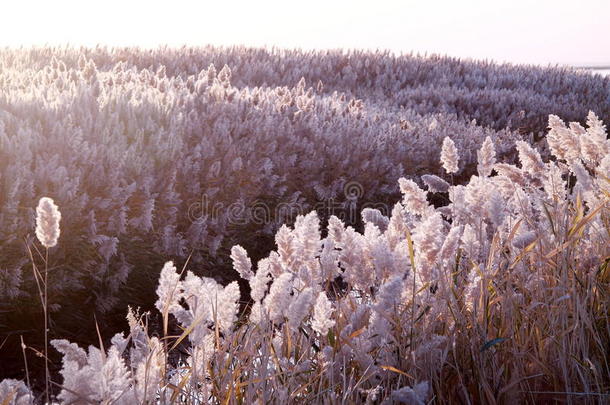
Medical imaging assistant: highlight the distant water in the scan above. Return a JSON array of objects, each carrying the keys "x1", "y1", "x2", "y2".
[{"x1": 580, "y1": 67, "x2": 610, "y2": 77}]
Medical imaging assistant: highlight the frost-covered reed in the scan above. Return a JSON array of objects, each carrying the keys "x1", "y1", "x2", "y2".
[
  {"x1": 32, "y1": 197, "x2": 61, "y2": 403},
  {"x1": 2, "y1": 47, "x2": 543, "y2": 312},
  {"x1": 5, "y1": 113, "x2": 607, "y2": 404},
  {"x1": 34, "y1": 198, "x2": 61, "y2": 249}
]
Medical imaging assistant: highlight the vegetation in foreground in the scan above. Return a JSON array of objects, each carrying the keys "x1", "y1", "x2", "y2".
[{"x1": 1, "y1": 111, "x2": 609, "y2": 403}]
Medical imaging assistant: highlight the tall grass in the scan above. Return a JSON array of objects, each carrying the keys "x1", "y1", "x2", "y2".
[
  {"x1": 1, "y1": 45, "x2": 609, "y2": 318},
  {"x1": 2, "y1": 112, "x2": 608, "y2": 404}
]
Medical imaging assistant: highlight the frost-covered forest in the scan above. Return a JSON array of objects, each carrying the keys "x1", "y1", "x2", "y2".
[{"x1": 0, "y1": 46, "x2": 609, "y2": 404}]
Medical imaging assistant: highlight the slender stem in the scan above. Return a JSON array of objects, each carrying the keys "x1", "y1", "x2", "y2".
[
  {"x1": 44, "y1": 247, "x2": 49, "y2": 404},
  {"x1": 20, "y1": 335, "x2": 31, "y2": 394},
  {"x1": 410, "y1": 250, "x2": 416, "y2": 353}
]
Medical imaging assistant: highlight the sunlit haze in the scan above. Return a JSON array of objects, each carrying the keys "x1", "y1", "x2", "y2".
[{"x1": 1, "y1": 0, "x2": 608, "y2": 67}]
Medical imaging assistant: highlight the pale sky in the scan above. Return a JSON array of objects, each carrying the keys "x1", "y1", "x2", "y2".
[{"x1": 1, "y1": 0, "x2": 608, "y2": 66}]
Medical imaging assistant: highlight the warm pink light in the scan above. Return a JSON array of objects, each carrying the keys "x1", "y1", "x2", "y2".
[{"x1": 1, "y1": 0, "x2": 609, "y2": 66}]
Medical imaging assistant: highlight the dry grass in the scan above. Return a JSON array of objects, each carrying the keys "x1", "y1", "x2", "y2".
[{"x1": 3, "y1": 120, "x2": 604, "y2": 404}]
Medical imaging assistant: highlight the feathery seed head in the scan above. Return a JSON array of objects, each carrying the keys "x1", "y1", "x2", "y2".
[
  {"x1": 230, "y1": 245, "x2": 254, "y2": 280},
  {"x1": 422, "y1": 174, "x2": 450, "y2": 193},
  {"x1": 35, "y1": 197, "x2": 61, "y2": 248},
  {"x1": 311, "y1": 292, "x2": 335, "y2": 335},
  {"x1": 440, "y1": 136, "x2": 459, "y2": 174},
  {"x1": 477, "y1": 136, "x2": 496, "y2": 177},
  {"x1": 398, "y1": 178, "x2": 430, "y2": 217}
]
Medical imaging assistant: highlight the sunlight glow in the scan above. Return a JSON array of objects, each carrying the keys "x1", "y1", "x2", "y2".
[{"x1": 1, "y1": 0, "x2": 608, "y2": 66}]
